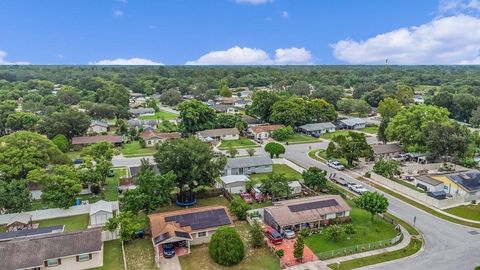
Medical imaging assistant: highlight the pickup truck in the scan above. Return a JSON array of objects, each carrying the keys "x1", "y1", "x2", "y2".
[
  {"x1": 350, "y1": 184, "x2": 368, "y2": 194},
  {"x1": 330, "y1": 175, "x2": 348, "y2": 186},
  {"x1": 327, "y1": 160, "x2": 345, "y2": 170}
]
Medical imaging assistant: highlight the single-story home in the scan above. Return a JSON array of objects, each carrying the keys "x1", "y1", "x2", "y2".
[
  {"x1": 336, "y1": 118, "x2": 367, "y2": 130},
  {"x1": 197, "y1": 128, "x2": 239, "y2": 142},
  {"x1": 436, "y1": 172, "x2": 480, "y2": 201},
  {"x1": 141, "y1": 130, "x2": 181, "y2": 147},
  {"x1": 149, "y1": 206, "x2": 233, "y2": 261},
  {"x1": 219, "y1": 175, "x2": 249, "y2": 194},
  {"x1": 0, "y1": 229, "x2": 103, "y2": 270},
  {"x1": 224, "y1": 155, "x2": 273, "y2": 175},
  {"x1": 249, "y1": 124, "x2": 285, "y2": 140},
  {"x1": 210, "y1": 104, "x2": 237, "y2": 114},
  {"x1": 71, "y1": 135, "x2": 124, "y2": 147},
  {"x1": 297, "y1": 122, "x2": 336, "y2": 135},
  {"x1": 128, "y1": 119, "x2": 158, "y2": 129},
  {"x1": 242, "y1": 115, "x2": 261, "y2": 126},
  {"x1": 263, "y1": 195, "x2": 351, "y2": 233},
  {"x1": 0, "y1": 225, "x2": 64, "y2": 242},
  {"x1": 129, "y1": 107, "x2": 155, "y2": 117},
  {"x1": 89, "y1": 200, "x2": 113, "y2": 227},
  {"x1": 372, "y1": 143, "x2": 403, "y2": 161},
  {"x1": 415, "y1": 175, "x2": 445, "y2": 192},
  {"x1": 87, "y1": 120, "x2": 108, "y2": 134},
  {"x1": 6, "y1": 213, "x2": 33, "y2": 232},
  {"x1": 218, "y1": 97, "x2": 235, "y2": 105}
]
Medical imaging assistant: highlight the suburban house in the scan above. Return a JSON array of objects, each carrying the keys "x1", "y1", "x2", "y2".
[
  {"x1": 218, "y1": 97, "x2": 235, "y2": 105},
  {"x1": 297, "y1": 122, "x2": 336, "y2": 135},
  {"x1": 129, "y1": 164, "x2": 160, "y2": 180},
  {"x1": 149, "y1": 206, "x2": 233, "y2": 261},
  {"x1": 263, "y1": 195, "x2": 351, "y2": 233},
  {"x1": 249, "y1": 124, "x2": 285, "y2": 140},
  {"x1": 0, "y1": 229, "x2": 103, "y2": 270},
  {"x1": 141, "y1": 130, "x2": 181, "y2": 147},
  {"x1": 219, "y1": 175, "x2": 249, "y2": 194},
  {"x1": 71, "y1": 135, "x2": 124, "y2": 148},
  {"x1": 5, "y1": 213, "x2": 33, "y2": 232},
  {"x1": 0, "y1": 225, "x2": 64, "y2": 242},
  {"x1": 415, "y1": 176, "x2": 445, "y2": 193},
  {"x1": 210, "y1": 104, "x2": 237, "y2": 114},
  {"x1": 128, "y1": 119, "x2": 158, "y2": 130},
  {"x1": 224, "y1": 155, "x2": 273, "y2": 175},
  {"x1": 432, "y1": 172, "x2": 480, "y2": 201},
  {"x1": 372, "y1": 143, "x2": 403, "y2": 161},
  {"x1": 336, "y1": 118, "x2": 367, "y2": 130},
  {"x1": 87, "y1": 120, "x2": 108, "y2": 134},
  {"x1": 129, "y1": 107, "x2": 155, "y2": 117},
  {"x1": 242, "y1": 115, "x2": 261, "y2": 126},
  {"x1": 196, "y1": 128, "x2": 239, "y2": 142},
  {"x1": 89, "y1": 200, "x2": 113, "y2": 228}
]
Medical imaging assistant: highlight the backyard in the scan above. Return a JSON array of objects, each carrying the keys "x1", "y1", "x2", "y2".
[
  {"x1": 155, "y1": 196, "x2": 230, "y2": 213},
  {"x1": 179, "y1": 222, "x2": 280, "y2": 270},
  {"x1": 38, "y1": 214, "x2": 89, "y2": 232},
  {"x1": 92, "y1": 240, "x2": 125, "y2": 270},
  {"x1": 444, "y1": 204, "x2": 480, "y2": 221},
  {"x1": 278, "y1": 133, "x2": 321, "y2": 144},
  {"x1": 218, "y1": 137, "x2": 258, "y2": 150},
  {"x1": 139, "y1": 110, "x2": 177, "y2": 121},
  {"x1": 121, "y1": 141, "x2": 157, "y2": 157},
  {"x1": 124, "y1": 238, "x2": 158, "y2": 270},
  {"x1": 304, "y1": 207, "x2": 398, "y2": 254},
  {"x1": 249, "y1": 164, "x2": 302, "y2": 183}
]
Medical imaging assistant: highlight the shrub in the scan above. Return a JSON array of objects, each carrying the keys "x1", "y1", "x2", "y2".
[
  {"x1": 249, "y1": 220, "x2": 264, "y2": 248},
  {"x1": 209, "y1": 226, "x2": 245, "y2": 266},
  {"x1": 275, "y1": 249, "x2": 285, "y2": 258},
  {"x1": 90, "y1": 183, "x2": 101, "y2": 195},
  {"x1": 345, "y1": 223, "x2": 355, "y2": 235},
  {"x1": 229, "y1": 197, "x2": 250, "y2": 220},
  {"x1": 246, "y1": 148, "x2": 256, "y2": 156},
  {"x1": 271, "y1": 126, "x2": 295, "y2": 141},
  {"x1": 52, "y1": 134, "x2": 69, "y2": 153},
  {"x1": 264, "y1": 142, "x2": 285, "y2": 158},
  {"x1": 293, "y1": 235, "x2": 305, "y2": 261}
]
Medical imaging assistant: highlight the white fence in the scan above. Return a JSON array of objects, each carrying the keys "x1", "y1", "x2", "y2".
[
  {"x1": 370, "y1": 172, "x2": 465, "y2": 209},
  {"x1": 273, "y1": 158, "x2": 306, "y2": 173},
  {"x1": 101, "y1": 229, "x2": 120, "y2": 241},
  {"x1": 0, "y1": 201, "x2": 119, "y2": 225}
]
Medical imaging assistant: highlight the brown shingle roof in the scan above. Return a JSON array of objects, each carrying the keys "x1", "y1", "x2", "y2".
[
  {"x1": 71, "y1": 135, "x2": 123, "y2": 145},
  {"x1": 197, "y1": 128, "x2": 239, "y2": 138},
  {"x1": 0, "y1": 229, "x2": 102, "y2": 270},
  {"x1": 372, "y1": 143, "x2": 403, "y2": 155},
  {"x1": 250, "y1": 124, "x2": 284, "y2": 134},
  {"x1": 265, "y1": 195, "x2": 351, "y2": 227}
]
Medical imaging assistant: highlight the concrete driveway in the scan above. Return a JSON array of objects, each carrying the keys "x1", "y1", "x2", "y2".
[{"x1": 158, "y1": 256, "x2": 182, "y2": 270}]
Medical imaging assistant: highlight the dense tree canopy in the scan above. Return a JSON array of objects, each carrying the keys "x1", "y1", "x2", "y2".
[{"x1": 178, "y1": 99, "x2": 216, "y2": 134}]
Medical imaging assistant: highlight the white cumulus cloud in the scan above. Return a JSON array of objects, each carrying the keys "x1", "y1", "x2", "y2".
[
  {"x1": 235, "y1": 0, "x2": 272, "y2": 4},
  {"x1": 0, "y1": 50, "x2": 29, "y2": 65},
  {"x1": 331, "y1": 15, "x2": 480, "y2": 65},
  {"x1": 439, "y1": 0, "x2": 480, "y2": 14},
  {"x1": 113, "y1": 10, "x2": 124, "y2": 16},
  {"x1": 186, "y1": 46, "x2": 312, "y2": 65},
  {"x1": 89, "y1": 57, "x2": 163, "y2": 65}
]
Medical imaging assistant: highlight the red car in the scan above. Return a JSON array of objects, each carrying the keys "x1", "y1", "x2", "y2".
[
  {"x1": 240, "y1": 192, "x2": 253, "y2": 204},
  {"x1": 264, "y1": 227, "x2": 283, "y2": 245}
]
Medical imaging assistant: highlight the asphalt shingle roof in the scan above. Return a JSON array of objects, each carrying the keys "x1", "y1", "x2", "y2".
[{"x1": 226, "y1": 155, "x2": 273, "y2": 169}]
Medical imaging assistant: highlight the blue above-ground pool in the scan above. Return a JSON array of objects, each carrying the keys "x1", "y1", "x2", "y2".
[{"x1": 176, "y1": 198, "x2": 197, "y2": 207}]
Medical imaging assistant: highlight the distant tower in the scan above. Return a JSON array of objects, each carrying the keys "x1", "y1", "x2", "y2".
[{"x1": 385, "y1": 58, "x2": 389, "y2": 66}]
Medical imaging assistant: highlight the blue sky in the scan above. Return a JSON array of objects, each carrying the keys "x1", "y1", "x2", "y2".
[{"x1": 1, "y1": 0, "x2": 480, "y2": 65}]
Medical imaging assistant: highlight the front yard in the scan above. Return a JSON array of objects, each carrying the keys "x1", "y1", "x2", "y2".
[
  {"x1": 249, "y1": 164, "x2": 302, "y2": 183},
  {"x1": 179, "y1": 222, "x2": 280, "y2": 270},
  {"x1": 121, "y1": 141, "x2": 157, "y2": 157},
  {"x1": 304, "y1": 207, "x2": 398, "y2": 254},
  {"x1": 359, "y1": 125, "x2": 379, "y2": 135},
  {"x1": 311, "y1": 149, "x2": 351, "y2": 169},
  {"x1": 139, "y1": 110, "x2": 177, "y2": 121},
  {"x1": 444, "y1": 204, "x2": 480, "y2": 221},
  {"x1": 277, "y1": 134, "x2": 321, "y2": 144},
  {"x1": 218, "y1": 137, "x2": 258, "y2": 150},
  {"x1": 124, "y1": 238, "x2": 158, "y2": 270},
  {"x1": 320, "y1": 130, "x2": 352, "y2": 140}
]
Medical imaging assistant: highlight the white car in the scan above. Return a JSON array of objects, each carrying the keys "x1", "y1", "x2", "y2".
[
  {"x1": 327, "y1": 160, "x2": 345, "y2": 170},
  {"x1": 350, "y1": 184, "x2": 368, "y2": 194},
  {"x1": 282, "y1": 228, "x2": 296, "y2": 239}
]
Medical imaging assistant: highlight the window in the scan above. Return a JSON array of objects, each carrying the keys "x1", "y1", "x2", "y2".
[
  {"x1": 46, "y1": 259, "x2": 60, "y2": 267},
  {"x1": 77, "y1": 254, "x2": 91, "y2": 262},
  {"x1": 336, "y1": 212, "x2": 345, "y2": 217},
  {"x1": 197, "y1": 231, "x2": 207, "y2": 238}
]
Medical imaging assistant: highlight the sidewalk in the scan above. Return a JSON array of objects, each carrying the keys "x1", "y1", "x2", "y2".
[
  {"x1": 285, "y1": 260, "x2": 331, "y2": 270},
  {"x1": 323, "y1": 225, "x2": 412, "y2": 265}
]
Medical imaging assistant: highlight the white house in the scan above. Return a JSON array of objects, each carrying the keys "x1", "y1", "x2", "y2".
[
  {"x1": 337, "y1": 118, "x2": 367, "y2": 130},
  {"x1": 89, "y1": 200, "x2": 113, "y2": 227},
  {"x1": 297, "y1": 122, "x2": 336, "y2": 135},
  {"x1": 414, "y1": 176, "x2": 445, "y2": 192},
  {"x1": 197, "y1": 128, "x2": 239, "y2": 142},
  {"x1": 129, "y1": 107, "x2": 155, "y2": 117},
  {"x1": 87, "y1": 120, "x2": 108, "y2": 134},
  {"x1": 219, "y1": 175, "x2": 249, "y2": 194},
  {"x1": 249, "y1": 124, "x2": 285, "y2": 140},
  {"x1": 141, "y1": 130, "x2": 181, "y2": 147}
]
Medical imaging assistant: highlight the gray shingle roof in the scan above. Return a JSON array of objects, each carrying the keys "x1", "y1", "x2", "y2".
[
  {"x1": 338, "y1": 118, "x2": 366, "y2": 127},
  {"x1": 0, "y1": 229, "x2": 102, "y2": 270},
  {"x1": 298, "y1": 122, "x2": 335, "y2": 132},
  {"x1": 129, "y1": 107, "x2": 155, "y2": 114},
  {"x1": 416, "y1": 176, "x2": 443, "y2": 186},
  {"x1": 372, "y1": 144, "x2": 403, "y2": 155},
  {"x1": 226, "y1": 155, "x2": 273, "y2": 169},
  {"x1": 89, "y1": 200, "x2": 113, "y2": 215},
  {"x1": 197, "y1": 128, "x2": 239, "y2": 138},
  {"x1": 90, "y1": 120, "x2": 108, "y2": 128}
]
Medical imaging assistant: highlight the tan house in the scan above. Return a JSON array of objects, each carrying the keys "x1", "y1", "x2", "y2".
[
  {"x1": 372, "y1": 143, "x2": 403, "y2": 161},
  {"x1": 196, "y1": 128, "x2": 239, "y2": 142},
  {"x1": 149, "y1": 206, "x2": 233, "y2": 261},
  {"x1": 141, "y1": 130, "x2": 181, "y2": 147},
  {"x1": 0, "y1": 229, "x2": 103, "y2": 270},
  {"x1": 249, "y1": 124, "x2": 284, "y2": 140}
]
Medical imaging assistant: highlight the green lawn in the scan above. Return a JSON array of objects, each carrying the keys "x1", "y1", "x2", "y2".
[
  {"x1": 37, "y1": 214, "x2": 89, "y2": 232},
  {"x1": 320, "y1": 130, "x2": 352, "y2": 140},
  {"x1": 155, "y1": 196, "x2": 230, "y2": 213},
  {"x1": 179, "y1": 222, "x2": 280, "y2": 270},
  {"x1": 249, "y1": 164, "x2": 302, "y2": 183},
  {"x1": 92, "y1": 240, "x2": 125, "y2": 270},
  {"x1": 121, "y1": 141, "x2": 157, "y2": 157},
  {"x1": 66, "y1": 150, "x2": 83, "y2": 160},
  {"x1": 305, "y1": 207, "x2": 398, "y2": 254},
  {"x1": 105, "y1": 168, "x2": 124, "y2": 201},
  {"x1": 444, "y1": 204, "x2": 480, "y2": 221},
  {"x1": 359, "y1": 125, "x2": 379, "y2": 135},
  {"x1": 124, "y1": 238, "x2": 158, "y2": 270},
  {"x1": 218, "y1": 137, "x2": 258, "y2": 150},
  {"x1": 139, "y1": 110, "x2": 177, "y2": 121},
  {"x1": 312, "y1": 149, "x2": 351, "y2": 169},
  {"x1": 279, "y1": 133, "x2": 321, "y2": 144}
]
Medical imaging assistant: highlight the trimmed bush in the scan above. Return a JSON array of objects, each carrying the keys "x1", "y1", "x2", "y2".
[{"x1": 209, "y1": 226, "x2": 245, "y2": 266}]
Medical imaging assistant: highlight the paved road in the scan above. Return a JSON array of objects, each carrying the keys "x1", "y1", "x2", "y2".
[{"x1": 284, "y1": 143, "x2": 480, "y2": 270}]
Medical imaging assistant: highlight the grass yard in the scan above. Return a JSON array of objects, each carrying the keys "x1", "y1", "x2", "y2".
[
  {"x1": 37, "y1": 214, "x2": 89, "y2": 232},
  {"x1": 155, "y1": 196, "x2": 230, "y2": 213},
  {"x1": 279, "y1": 134, "x2": 321, "y2": 144},
  {"x1": 444, "y1": 204, "x2": 480, "y2": 221},
  {"x1": 179, "y1": 222, "x2": 280, "y2": 270},
  {"x1": 359, "y1": 125, "x2": 379, "y2": 135},
  {"x1": 105, "y1": 168, "x2": 124, "y2": 201},
  {"x1": 140, "y1": 110, "x2": 177, "y2": 121},
  {"x1": 249, "y1": 164, "x2": 302, "y2": 183},
  {"x1": 121, "y1": 141, "x2": 157, "y2": 157},
  {"x1": 305, "y1": 207, "x2": 398, "y2": 254},
  {"x1": 66, "y1": 150, "x2": 83, "y2": 160},
  {"x1": 320, "y1": 130, "x2": 352, "y2": 140},
  {"x1": 312, "y1": 149, "x2": 351, "y2": 169},
  {"x1": 218, "y1": 137, "x2": 258, "y2": 150},
  {"x1": 124, "y1": 238, "x2": 158, "y2": 270},
  {"x1": 92, "y1": 240, "x2": 125, "y2": 270}
]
